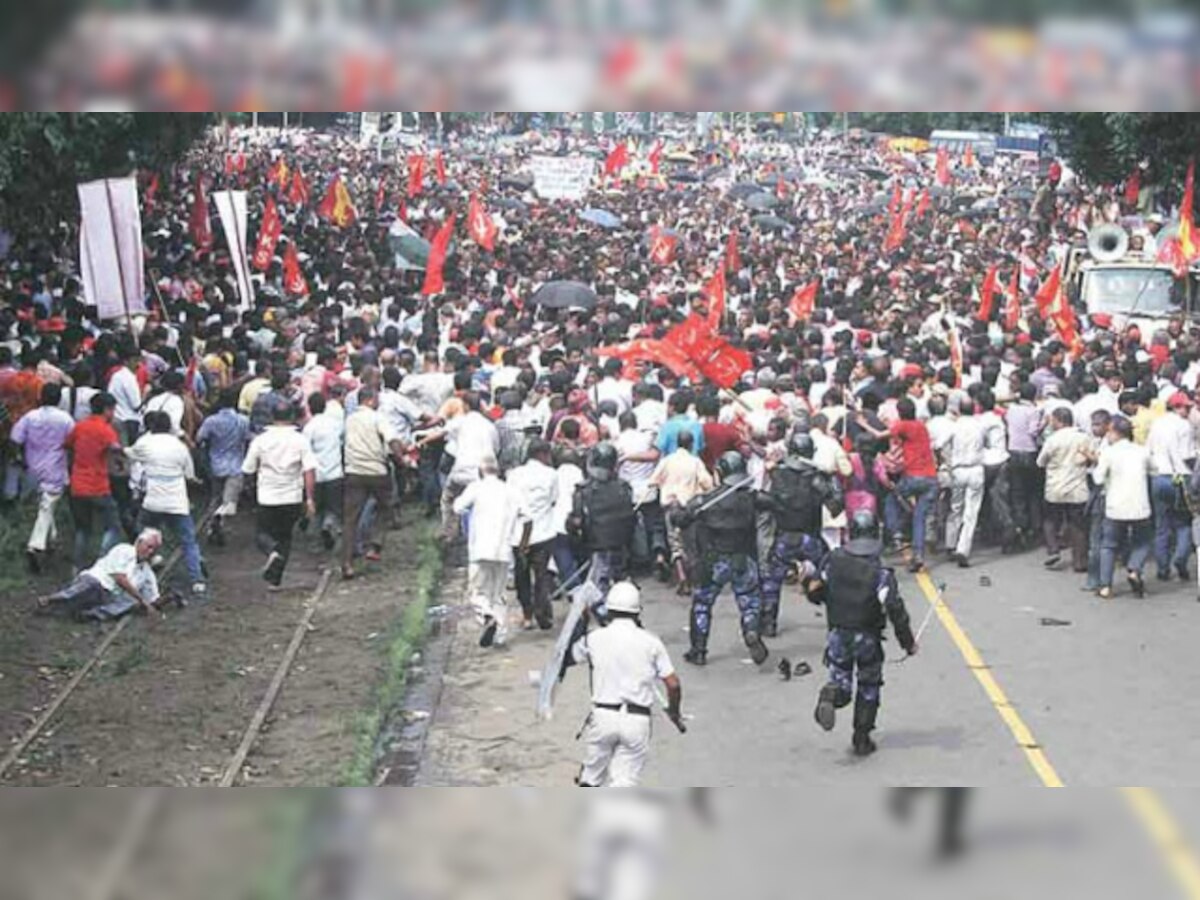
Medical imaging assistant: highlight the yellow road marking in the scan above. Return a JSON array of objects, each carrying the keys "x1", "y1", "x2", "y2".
[
  {"x1": 913, "y1": 571, "x2": 1064, "y2": 787},
  {"x1": 1123, "y1": 788, "x2": 1200, "y2": 900}
]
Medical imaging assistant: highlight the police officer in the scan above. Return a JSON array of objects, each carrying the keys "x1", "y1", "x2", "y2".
[
  {"x1": 570, "y1": 442, "x2": 636, "y2": 601},
  {"x1": 814, "y1": 509, "x2": 917, "y2": 756},
  {"x1": 679, "y1": 451, "x2": 769, "y2": 667},
  {"x1": 570, "y1": 582, "x2": 684, "y2": 787},
  {"x1": 759, "y1": 431, "x2": 844, "y2": 637}
]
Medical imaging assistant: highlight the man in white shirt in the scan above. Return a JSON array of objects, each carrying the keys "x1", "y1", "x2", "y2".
[
  {"x1": 302, "y1": 392, "x2": 344, "y2": 550},
  {"x1": 976, "y1": 389, "x2": 1017, "y2": 553},
  {"x1": 453, "y1": 456, "x2": 525, "y2": 648},
  {"x1": 37, "y1": 528, "x2": 163, "y2": 621},
  {"x1": 592, "y1": 359, "x2": 633, "y2": 415},
  {"x1": 142, "y1": 370, "x2": 187, "y2": 438},
  {"x1": 427, "y1": 393, "x2": 499, "y2": 544},
  {"x1": 567, "y1": 582, "x2": 683, "y2": 787},
  {"x1": 1147, "y1": 391, "x2": 1196, "y2": 582},
  {"x1": 342, "y1": 386, "x2": 408, "y2": 578},
  {"x1": 937, "y1": 398, "x2": 986, "y2": 567},
  {"x1": 508, "y1": 439, "x2": 559, "y2": 630},
  {"x1": 243, "y1": 399, "x2": 317, "y2": 588},
  {"x1": 126, "y1": 411, "x2": 206, "y2": 594},
  {"x1": 615, "y1": 411, "x2": 667, "y2": 575},
  {"x1": 1093, "y1": 415, "x2": 1153, "y2": 599},
  {"x1": 108, "y1": 345, "x2": 144, "y2": 445}
]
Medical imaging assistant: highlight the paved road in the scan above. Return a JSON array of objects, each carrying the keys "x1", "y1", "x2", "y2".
[{"x1": 420, "y1": 543, "x2": 1200, "y2": 787}]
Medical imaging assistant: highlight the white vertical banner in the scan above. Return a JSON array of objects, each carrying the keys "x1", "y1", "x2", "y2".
[
  {"x1": 77, "y1": 177, "x2": 146, "y2": 321},
  {"x1": 214, "y1": 190, "x2": 253, "y2": 310}
]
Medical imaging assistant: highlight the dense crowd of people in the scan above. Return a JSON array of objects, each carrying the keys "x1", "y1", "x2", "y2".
[{"x1": 2, "y1": 116, "x2": 1199, "y2": 638}]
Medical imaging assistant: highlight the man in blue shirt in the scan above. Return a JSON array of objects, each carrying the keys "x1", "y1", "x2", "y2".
[
  {"x1": 655, "y1": 392, "x2": 704, "y2": 457},
  {"x1": 196, "y1": 389, "x2": 249, "y2": 546}
]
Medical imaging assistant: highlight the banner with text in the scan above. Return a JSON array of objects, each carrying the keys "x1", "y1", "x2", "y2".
[{"x1": 530, "y1": 155, "x2": 594, "y2": 201}]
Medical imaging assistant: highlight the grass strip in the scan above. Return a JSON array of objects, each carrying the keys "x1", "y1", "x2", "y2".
[{"x1": 336, "y1": 521, "x2": 444, "y2": 786}]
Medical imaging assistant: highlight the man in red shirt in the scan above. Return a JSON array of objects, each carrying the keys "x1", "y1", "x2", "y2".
[
  {"x1": 64, "y1": 392, "x2": 124, "y2": 570},
  {"x1": 885, "y1": 398, "x2": 938, "y2": 572},
  {"x1": 698, "y1": 396, "x2": 743, "y2": 473}
]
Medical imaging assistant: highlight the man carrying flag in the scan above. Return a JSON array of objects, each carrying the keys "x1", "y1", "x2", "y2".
[
  {"x1": 1005, "y1": 268, "x2": 1022, "y2": 331},
  {"x1": 268, "y1": 156, "x2": 289, "y2": 189},
  {"x1": 975, "y1": 265, "x2": 999, "y2": 322},
  {"x1": 407, "y1": 153, "x2": 426, "y2": 198}
]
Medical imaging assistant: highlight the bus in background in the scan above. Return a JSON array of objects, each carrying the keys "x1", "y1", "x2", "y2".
[
  {"x1": 929, "y1": 130, "x2": 998, "y2": 163},
  {"x1": 997, "y1": 123, "x2": 1057, "y2": 160}
]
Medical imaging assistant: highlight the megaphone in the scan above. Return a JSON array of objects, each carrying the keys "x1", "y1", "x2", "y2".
[{"x1": 1087, "y1": 223, "x2": 1129, "y2": 262}]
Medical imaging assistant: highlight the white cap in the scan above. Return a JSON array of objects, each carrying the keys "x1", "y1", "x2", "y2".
[{"x1": 606, "y1": 582, "x2": 642, "y2": 615}]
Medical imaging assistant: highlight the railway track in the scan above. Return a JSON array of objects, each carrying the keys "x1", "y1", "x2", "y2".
[{"x1": 0, "y1": 506, "x2": 339, "y2": 787}]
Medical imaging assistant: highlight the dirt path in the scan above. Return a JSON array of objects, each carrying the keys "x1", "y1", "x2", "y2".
[{"x1": 1, "y1": 508, "x2": 429, "y2": 787}]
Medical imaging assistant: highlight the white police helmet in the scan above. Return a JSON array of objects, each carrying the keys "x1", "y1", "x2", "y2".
[{"x1": 605, "y1": 581, "x2": 642, "y2": 615}]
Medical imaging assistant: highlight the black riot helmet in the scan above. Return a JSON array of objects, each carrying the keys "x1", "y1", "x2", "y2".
[
  {"x1": 789, "y1": 430, "x2": 816, "y2": 459},
  {"x1": 588, "y1": 441, "x2": 619, "y2": 474},
  {"x1": 848, "y1": 509, "x2": 879, "y2": 542},
  {"x1": 717, "y1": 450, "x2": 747, "y2": 480}
]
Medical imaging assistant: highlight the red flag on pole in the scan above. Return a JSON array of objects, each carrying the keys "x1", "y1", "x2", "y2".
[
  {"x1": 725, "y1": 231, "x2": 741, "y2": 273},
  {"x1": 648, "y1": 140, "x2": 664, "y2": 175},
  {"x1": 467, "y1": 194, "x2": 497, "y2": 252},
  {"x1": 789, "y1": 281, "x2": 818, "y2": 322},
  {"x1": 963, "y1": 143, "x2": 975, "y2": 169},
  {"x1": 407, "y1": 154, "x2": 425, "y2": 198},
  {"x1": 288, "y1": 168, "x2": 310, "y2": 206},
  {"x1": 422, "y1": 215, "x2": 456, "y2": 296},
  {"x1": 1124, "y1": 169, "x2": 1141, "y2": 207},
  {"x1": 1180, "y1": 158, "x2": 1197, "y2": 261},
  {"x1": 887, "y1": 182, "x2": 902, "y2": 217},
  {"x1": 914, "y1": 188, "x2": 931, "y2": 220},
  {"x1": 189, "y1": 176, "x2": 212, "y2": 249},
  {"x1": 434, "y1": 151, "x2": 447, "y2": 186},
  {"x1": 268, "y1": 157, "x2": 289, "y2": 189},
  {"x1": 317, "y1": 175, "x2": 357, "y2": 228},
  {"x1": 649, "y1": 227, "x2": 679, "y2": 266},
  {"x1": 703, "y1": 266, "x2": 726, "y2": 331},
  {"x1": 976, "y1": 265, "x2": 999, "y2": 322},
  {"x1": 252, "y1": 196, "x2": 283, "y2": 271},
  {"x1": 1005, "y1": 268, "x2": 1021, "y2": 330},
  {"x1": 1157, "y1": 235, "x2": 1189, "y2": 279},
  {"x1": 283, "y1": 240, "x2": 308, "y2": 296},
  {"x1": 935, "y1": 147, "x2": 952, "y2": 186},
  {"x1": 604, "y1": 142, "x2": 629, "y2": 177},
  {"x1": 1034, "y1": 264, "x2": 1063, "y2": 317}
]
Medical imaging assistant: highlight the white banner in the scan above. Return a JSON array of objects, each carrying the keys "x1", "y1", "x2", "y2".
[
  {"x1": 78, "y1": 177, "x2": 146, "y2": 320},
  {"x1": 214, "y1": 190, "x2": 253, "y2": 310},
  {"x1": 530, "y1": 155, "x2": 594, "y2": 201}
]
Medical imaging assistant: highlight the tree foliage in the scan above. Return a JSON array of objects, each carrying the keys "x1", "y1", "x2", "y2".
[{"x1": 0, "y1": 113, "x2": 211, "y2": 245}]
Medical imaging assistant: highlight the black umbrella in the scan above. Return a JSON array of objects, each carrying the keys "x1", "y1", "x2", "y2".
[
  {"x1": 744, "y1": 192, "x2": 781, "y2": 210},
  {"x1": 500, "y1": 174, "x2": 534, "y2": 190},
  {"x1": 670, "y1": 171, "x2": 700, "y2": 183},
  {"x1": 494, "y1": 197, "x2": 528, "y2": 211},
  {"x1": 529, "y1": 281, "x2": 599, "y2": 310},
  {"x1": 860, "y1": 166, "x2": 890, "y2": 180},
  {"x1": 727, "y1": 181, "x2": 762, "y2": 199},
  {"x1": 753, "y1": 215, "x2": 789, "y2": 231}
]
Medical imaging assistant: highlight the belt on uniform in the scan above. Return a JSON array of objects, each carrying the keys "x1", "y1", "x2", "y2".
[{"x1": 594, "y1": 701, "x2": 652, "y2": 716}]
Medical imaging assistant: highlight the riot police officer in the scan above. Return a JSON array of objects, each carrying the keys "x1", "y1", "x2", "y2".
[
  {"x1": 813, "y1": 510, "x2": 917, "y2": 756},
  {"x1": 678, "y1": 451, "x2": 769, "y2": 667},
  {"x1": 570, "y1": 442, "x2": 636, "y2": 601},
  {"x1": 759, "y1": 431, "x2": 844, "y2": 637}
]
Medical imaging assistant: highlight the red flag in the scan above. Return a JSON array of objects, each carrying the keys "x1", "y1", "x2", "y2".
[
  {"x1": 776, "y1": 176, "x2": 787, "y2": 199},
  {"x1": 887, "y1": 182, "x2": 902, "y2": 217},
  {"x1": 914, "y1": 188, "x2": 930, "y2": 220},
  {"x1": 725, "y1": 231, "x2": 741, "y2": 273},
  {"x1": 649, "y1": 227, "x2": 679, "y2": 266},
  {"x1": 434, "y1": 151, "x2": 447, "y2": 186},
  {"x1": 604, "y1": 141, "x2": 629, "y2": 177},
  {"x1": 268, "y1": 157, "x2": 289, "y2": 188},
  {"x1": 1157, "y1": 236, "x2": 1189, "y2": 279},
  {"x1": 144, "y1": 173, "x2": 159, "y2": 212},
  {"x1": 1005, "y1": 268, "x2": 1021, "y2": 331},
  {"x1": 1034, "y1": 264, "x2": 1063, "y2": 317},
  {"x1": 1180, "y1": 159, "x2": 1197, "y2": 261},
  {"x1": 963, "y1": 143, "x2": 975, "y2": 169},
  {"x1": 422, "y1": 215, "x2": 456, "y2": 295},
  {"x1": 224, "y1": 154, "x2": 235, "y2": 176},
  {"x1": 883, "y1": 190, "x2": 914, "y2": 253},
  {"x1": 1124, "y1": 169, "x2": 1141, "y2": 207},
  {"x1": 789, "y1": 281, "x2": 818, "y2": 322},
  {"x1": 375, "y1": 181, "x2": 386, "y2": 213},
  {"x1": 189, "y1": 176, "x2": 212, "y2": 249},
  {"x1": 235, "y1": 153, "x2": 246, "y2": 174},
  {"x1": 407, "y1": 153, "x2": 425, "y2": 198},
  {"x1": 317, "y1": 175, "x2": 357, "y2": 228},
  {"x1": 660, "y1": 315, "x2": 751, "y2": 388},
  {"x1": 287, "y1": 169, "x2": 310, "y2": 206},
  {"x1": 935, "y1": 146, "x2": 952, "y2": 186},
  {"x1": 283, "y1": 240, "x2": 308, "y2": 296},
  {"x1": 976, "y1": 265, "x2": 999, "y2": 322},
  {"x1": 697, "y1": 341, "x2": 753, "y2": 389},
  {"x1": 252, "y1": 195, "x2": 282, "y2": 271},
  {"x1": 648, "y1": 140, "x2": 664, "y2": 175},
  {"x1": 597, "y1": 339, "x2": 702, "y2": 383},
  {"x1": 467, "y1": 193, "x2": 497, "y2": 252},
  {"x1": 703, "y1": 266, "x2": 726, "y2": 331}
]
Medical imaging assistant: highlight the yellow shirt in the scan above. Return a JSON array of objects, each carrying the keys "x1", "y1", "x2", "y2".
[
  {"x1": 1133, "y1": 401, "x2": 1164, "y2": 446},
  {"x1": 237, "y1": 377, "x2": 270, "y2": 415}
]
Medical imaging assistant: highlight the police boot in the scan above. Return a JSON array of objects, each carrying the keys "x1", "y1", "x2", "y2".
[
  {"x1": 743, "y1": 629, "x2": 769, "y2": 665},
  {"x1": 814, "y1": 684, "x2": 839, "y2": 732},
  {"x1": 852, "y1": 701, "x2": 879, "y2": 757},
  {"x1": 760, "y1": 604, "x2": 779, "y2": 639}
]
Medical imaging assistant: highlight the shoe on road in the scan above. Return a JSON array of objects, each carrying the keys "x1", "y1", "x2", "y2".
[{"x1": 480, "y1": 616, "x2": 498, "y2": 648}]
